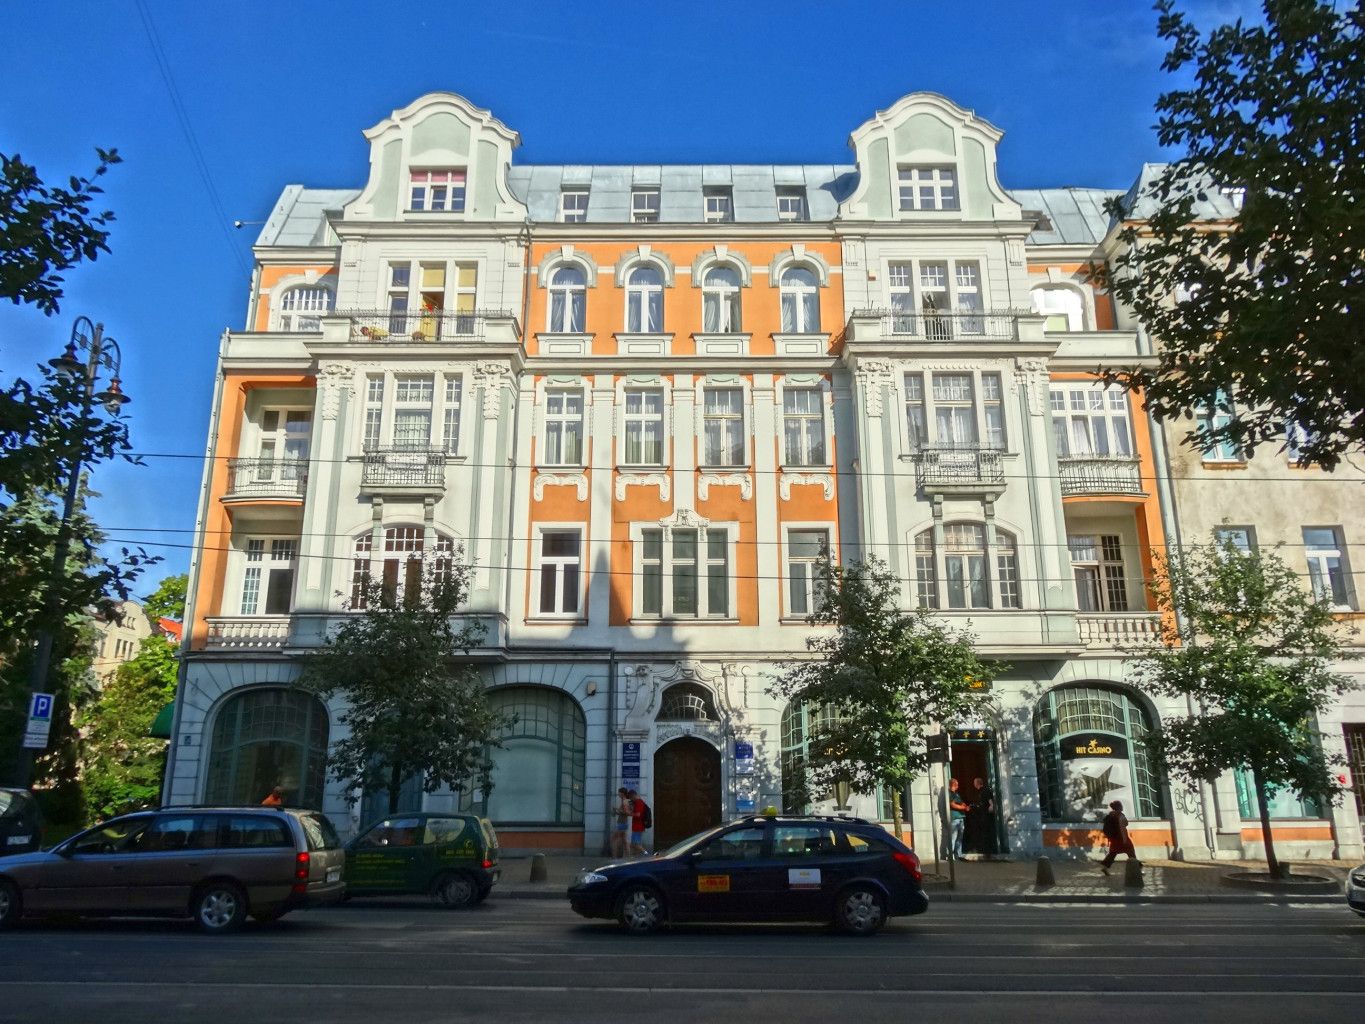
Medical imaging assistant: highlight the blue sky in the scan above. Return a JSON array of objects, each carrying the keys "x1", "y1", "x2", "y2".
[{"x1": 0, "y1": 0, "x2": 1259, "y2": 591}]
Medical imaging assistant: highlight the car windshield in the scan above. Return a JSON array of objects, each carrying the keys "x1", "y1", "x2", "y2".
[
  {"x1": 62, "y1": 817, "x2": 148, "y2": 855},
  {"x1": 658, "y1": 825, "x2": 730, "y2": 859}
]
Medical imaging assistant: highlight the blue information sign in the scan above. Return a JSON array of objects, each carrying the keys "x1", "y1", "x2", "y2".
[
  {"x1": 621, "y1": 742, "x2": 641, "y2": 763},
  {"x1": 736, "y1": 797, "x2": 756, "y2": 813},
  {"x1": 734, "y1": 741, "x2": 754, "y2": 760},
  {"x1": 621, "y1": 764, "x2": 641, "y2": 780}
]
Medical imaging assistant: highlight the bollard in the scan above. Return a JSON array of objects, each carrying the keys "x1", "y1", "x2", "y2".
[
  {"x1": 1123, "y1": 857, "x2": 1144, "y2": 889},
  {"x1": 1035, "y1": 856, "x2": 1055, "y2": 887},
  {"x1": 529, "y1": 853, "x2": 548, "y2": 883}
]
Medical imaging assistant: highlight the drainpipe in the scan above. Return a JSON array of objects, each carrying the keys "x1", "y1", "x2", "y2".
[{"x1": 605, "y1": 648, "x2": 618, "y2": 856}]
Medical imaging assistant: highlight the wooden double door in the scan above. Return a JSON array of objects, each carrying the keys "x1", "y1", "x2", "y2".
[{"x1": 652, "y1": 738, "x2": 722, "y2": 849}]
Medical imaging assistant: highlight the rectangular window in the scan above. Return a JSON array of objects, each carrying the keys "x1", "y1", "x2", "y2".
[
  {"x1": 776, "y1": 187, "x2": 808, "y2": 221},
  {"x1": 996, "y1": 532, "x2": 1021, "y2": 609},
  {"x1": 1050, "y1": 384, "x2": 1133, "y2": 457},
  {"x1": 256, "y1": 408, "x2": 311, "y2": 479},
  {"x1": 787, "y1": 529, "x2": 828, "y2": 616},
  {"x1": 239, "y1": 538, "x2": 265, "y2": 614},
  {"x1": 955, "y1": 261, "x2": 983, "y2": 333},
  {"x1": 239, "y1": 537, "x2": 295, "y2": 615},
  {"x1": 943, "y1": 523, "x2": 989, "y2": 609},
  {"x1": 920, "y1": 261, "x2": 950, "y2": 339},
  {"x1": 537, "y1": 529, "x2": 582, "y2": 616},
  {"x1": 450, "y1": 263, "x2": 477, "y2": 334},
  {"x1": 1213, "y1": 526, "x2": 1256, "y2": 553},
  {"x1": 897, "y1": 166, "x2": 959, "y2": 211},
  {"x1": 782, "y1": 387, "x2": 826, "y2": 466},
  {"x1": 1303, "y1": 526, "x2": 1352, "y2": 609},
  {"x1": 981, "y1": 373, "x2": 1006, "y2": 449},
  {"x1": 631, "y1": 188, "x2": 660, "y2": 223},
  {"x1": 638, "y1": 527, "x2": 731, "y2": 618},
  {"x1": 559, "y1": 189, "x2": 590, "y2": 223},
  {"x1": 914, "y1": 531, "x2": 938, "y2": 609},
  {"x1": 1285, "y1": 419, "x2": 1317, "y2": 464},
  {"x1": 387, "y1": 263, "x2": 411, "y2": 334},
  {"x1": 1196, "y1": 390, "x2": 1243, "y2": 462},
  {"x1": 392, "y1": 375, "x2": 434, "y2": 449},
  {"x1": 623, "y1": 388, "x2": 664, "y2": 465},
  {"x1": 904, "y1": 372, "x2": 929, "y2": 448},
  {"x1": 543, "y1": 387, "x2": 584, "y2": 466},
  {"x1": 442, "y1": 376, "x2": 463, "y2": 454},
  {"x1": 704, "y1": 187, "x2": 734, "y2": 223},
  {"x1": 702, "y1": 387, "x2": 745, "y2": 466},
  {"x1": 932, "y1": 373, "x2": 978, "y2": 447},
  {"x1": 1069, "y1": 534, "x2": 1128, "y2": 612},
  {"x1": 409, "y1": 169, "x2": 466, "y2": 212},
  {"x1": 888, "y1": 262, "x2": 916, "y2": 333}
]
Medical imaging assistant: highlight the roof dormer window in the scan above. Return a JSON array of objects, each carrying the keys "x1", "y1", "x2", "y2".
[
  {"x1": 560, "y1": 188, "x2": 590, "y2": 223},
  {"x1": 776, "y1": 187, "x2": 808, "y2": 221},
  {"x1": 897, "y1": 166, "x2": 958, "y2": 212},
  {"x1": 704, "y1": 187, "x2": 734, "y2": 223},
  {"x1": 410, "y1": 169, "x2": 466, "y2": 213}
]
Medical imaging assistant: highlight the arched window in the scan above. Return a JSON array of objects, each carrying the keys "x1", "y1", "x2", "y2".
[
  {"x1": 1031, "y1": 286, "x2": 1084, "y2": 332},
  {"x1": 351, "y1": 526, "x2": 456, "y2": 609},
  {"x1": 701, "y1": 266, "x2": 742, "y2": 333},
  {"x1": 1033, "y1": 685, "x2": 1164, "y2": 822},
  {"x1": 914, "y1": 523, "x2": 1021, "y2": 610},
  {"x1": 547, "y1": 266, "x2": 586, "y2": 332},
  {"x1": 463, "y1": 687, "x2": 586, "y2": 825},
  {"x1": 205, "y1": 688, "x2": 328, "y2": 808},
  {"x1": 625, "y1": 265, "x2": 664, "y2": 332},
  {"x1": 656, "y1": 682, "x2": 719, "y2": 722},
  {"x1": 779, "y1": 267, "x2": 820, "y2": 333},
  {"x1": 275, "y1": 285, "x2": 333, "y2": 332}
]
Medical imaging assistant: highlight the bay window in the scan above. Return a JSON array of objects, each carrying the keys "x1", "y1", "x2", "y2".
[{"x1": 1050, "y1": 384, "x2": 1133, "y2": 457}]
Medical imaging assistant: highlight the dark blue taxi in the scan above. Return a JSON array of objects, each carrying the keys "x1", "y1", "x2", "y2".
[{"x1": 567, "y1": 815, "x2": 928, "y2": 935}]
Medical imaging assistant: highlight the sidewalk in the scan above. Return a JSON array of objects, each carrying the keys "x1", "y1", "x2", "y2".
[{"x1": 492, "y1": 852, "x2": 1353, "y2": 903}]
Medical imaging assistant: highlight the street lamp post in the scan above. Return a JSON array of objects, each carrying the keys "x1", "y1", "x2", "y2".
[{"x1": 11, "y1": 316, "x2": 130, "y2": 788}]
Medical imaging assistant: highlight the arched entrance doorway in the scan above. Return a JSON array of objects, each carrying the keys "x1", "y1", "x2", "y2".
[{"x1": 653, "y1": 737, "x2": 722, "y2": 848}]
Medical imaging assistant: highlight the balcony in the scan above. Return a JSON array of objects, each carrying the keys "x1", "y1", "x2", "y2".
[
  {"x1": 223, "y1": 458, "x2": 308, "y2": 503},
  {"x1": 1058, "y1": 455, "x2": 1143, "y2": 497},
  {"x1": 360, "y1": 446, "x2": 446, "y2": 495},
  {"x1": 913, "y1": 443, "x2": 1006, "y2": 496},
  {"x1": 1077, "y1": 612, "x2": 1162, "y2": 648},
  {"x1": 328, "y1": 309, "x2": 521, "y2": 346},
  {"x1": 205, "y1": 615, "x2": 291, "y2": 651},
  {"x1": 846, "y1": 308, "x2": 1035, "y2": 345}
]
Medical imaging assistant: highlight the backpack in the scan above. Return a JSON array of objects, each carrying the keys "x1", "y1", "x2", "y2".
[
  {"x1": 640, "y1": 801, "x2": 653, "y2": 830},
  {"x1": 1101, "y1": 811, "x2": 1120, "y2": 840}
]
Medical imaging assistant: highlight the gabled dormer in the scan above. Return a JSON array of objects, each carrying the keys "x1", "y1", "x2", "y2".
[
  {"x1": 344, "y1": 91, "x2": 528, "y2": 223},
  {"x1": 841, "y1": 92, "x2": 1021, "y2": 223}
]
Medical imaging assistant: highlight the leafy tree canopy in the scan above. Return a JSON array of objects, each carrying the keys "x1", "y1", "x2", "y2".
[
  {"x1": 1132, "y1": 541, "x2": 1356, "y2": 877},
  {"x1": 297, "y1": 558, "x2": 512, "y2": 815},
  {"x1": 142, "y1": 573, "x2": 187, "y2": 626},
  {"x1": 1103, "y1": 0, "x2": 1364, "y2": 467}
]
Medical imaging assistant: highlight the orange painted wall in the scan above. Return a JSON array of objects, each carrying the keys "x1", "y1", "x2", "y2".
[
  {"x1": 1026, "y1": 262, "x2": 1116, "y2": 331},
  {"x1": 252, "y1": 264, "x2": 339, "y2": 331}
]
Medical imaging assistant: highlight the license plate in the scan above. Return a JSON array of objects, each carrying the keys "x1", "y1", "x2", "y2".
[
  {"x1": 326, "y1": 867, "x2": 341, "y2": 883},
  {"x1": 7, "y1": 836, "x2": 30, "y2": 846}
]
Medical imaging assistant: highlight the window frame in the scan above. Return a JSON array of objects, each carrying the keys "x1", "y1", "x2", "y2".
[
  {"x1": 632, "y1": 522, "x2": 737, "y2": 621},
  {"x1": 781, "y1": 384, "x2": 828, "y2": 467},
  {"x1": 912, "y1": 522, "x2": 1022, "y2": 611},
  {"x1": 785, "y1": 526, "x2": 831, "y2": 618},
  {"x1": 1303, "y1": 526, "x2": 1353, "y2": 610},
  {"x1": 1195, "y1": 390, "x2": 1244, "y2": 463},
  {"x1": 541, "y1": 385, "x2": 586, "y2": 467},
  {"x1": 779, "y1": 266, "x2": 821, "y2": 334},
  {"x1": 234, "y1": 535, "x2": 299, "y2": 616},
  {"x1": 408, "y1": 168, "x2": 467, "y2": 213},
  {"x1": 1050, "y1": 383, "x2": 1134, "y2": 459},
  {"x1": 775, "y1": 187, "x2": 808, "y2": 222},
  {"x1": 900, "y1": 368, "x2": 1011, "y2": 454},
  {"x1": 532, "y1": 524, "x2": 585, "y2": 619},
  {"x1": 1068, "y1": 534, "x2": 1129, "y2": 613},
  {"x1": 351, "y1": 526, "x2": 457, "y2": 610},
  {"x1": 1031, "y1": 285, "x2": 1086, "y2": 332},
  {"x1": 621, "y1": 386, "x2": 666, "y2": 467},
  {"x1": 273, "y1": 284, "x2": 334, "y2": 332},
  {"x1": 700, "y1": 384, "x2": 748, "y2": 468},
  {"x1": 624, "y1": 265, "x2": 665, "y2": 333},
  {"x1": 896, "y1": 165, "x2": 960, "y2": 212},
  {"x1": 703, "y1": 187, "x2": 734, "y2": 223},
  {"x1": 631, "y1": 188, "x2": 661, "y2": 223},
  {"x1": 885, "y1": 257, "x2": 986, "y2": 334},
  {"x1": 559, "y1": 188, "x2": 590, "y2": 223},
  {"x1": 546, "y1": 265, "x2": 587, "y2": 333},
  {"x1": 700, "y1": 265, "x2": 743, "y2": 333}
]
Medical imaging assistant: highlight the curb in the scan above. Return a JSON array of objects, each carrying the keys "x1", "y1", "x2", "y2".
[{"x1": 490, "y1": 888, "x2": 1344, "y2": 905}]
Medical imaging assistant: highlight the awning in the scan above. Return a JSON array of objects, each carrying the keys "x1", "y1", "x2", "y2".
[{"x1": 149, "y1": 702, "x2": 175, "y2": 740}]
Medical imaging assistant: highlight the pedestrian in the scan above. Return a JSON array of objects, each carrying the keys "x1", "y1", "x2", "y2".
[
  {"x1": 628, "y1": 788, "x2": 650, "y2": 856},
  {"x1": 966, "y1": 776, "x2": 999, "y2": 858},
  {"x1": 1100, "y1": 800, "x2": 1137, "y2": 873},
  {"x1": 946, "y1": 778, "x2": 969, "y2": 859},
  {"x1": 611, "y1": 787, "x2": 631, "y2": 858},
  {"x1": 261, "y1": 785, "x2": 284, "y2": 807}
]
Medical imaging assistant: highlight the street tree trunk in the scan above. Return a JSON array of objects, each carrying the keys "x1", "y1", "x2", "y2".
[
  {"x1": 1252, "y1": 766, "x2": 1283, "y2": 880},
  {"x1": 387, "y1": 761, "x2": 402, "y2": 815},
  {"x1": 891, "y1": 788, "x2": 904, "y2": 845}
]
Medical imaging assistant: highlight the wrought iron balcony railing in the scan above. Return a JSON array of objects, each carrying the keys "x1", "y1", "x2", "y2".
[
  {"x1": 224, "y1": 458, "x2": 308, "y2": 500},
  {"x1": 341, "y1": 308, "x2": 516, "y2": 343},
  {"x1": 360, "y1": 446, "x2": 446, "y2": 490},
  {"x1": 913, "y1": 442, "x2": 1006, "y2": 489},
  {"x1": 852, "y1": 308, "x2": 1018, "y2": 342},
  {"x1": 1057, "y1": 455, "x2": 1143, "y2": 496}
]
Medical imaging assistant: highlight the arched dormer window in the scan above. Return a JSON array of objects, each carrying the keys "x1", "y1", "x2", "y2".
[
  {"x1": 547, "y1": 266, "x2": 586, "y2": 332},
  {"x1": 275, "y1": 285, "x2": 333, "y2": 332},
  {"x1": 625, "y1": 265, "x2": 664, "y2": 332},
  {"x1": 913, "y1": 523, "x2": 1020, "y2": 610},
  {"x1": 779, "y1": 267, "x2": 820, "y2": 333},
  {"x1": 656, "y1": 682, "x2": 720, "y2": 722},
  {"x1": 1031, "y1": 286, "x2": 1085, "y2": 332},
  {"x1": 701, "y1": 266, "x2": 742, "y2": 333}
]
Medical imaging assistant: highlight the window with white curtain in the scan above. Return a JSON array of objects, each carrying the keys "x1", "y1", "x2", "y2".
[
  {"x1": 779, "y1": 267, "x2": 820, "y2": 333},
  {"x1": 275, "y1": 285, "x2": 332, "y2": 331},
  {"x1": 1032, "y1": 287, "x2": 1085, "y2": 332},
  {"x1": 1303, "y1": 526, "x2": 1352, "y2": 610},
  {"x1": 932, "y1": 373, "x2": 979, "y2": 447},
  {"x1": 904, "y1": 373, "x2": 929, "y2": 447},
  {"x1": 1069, "y1": 534, "x2": 1128, "y2": 612},
  {"x1": 623, "y1": 388, "x2": 664, "y2": 465},
  {"x1": 944, "y1": 523, "x2": 989, "y2": 609},
  {"x1": 392, "y1": 376, "x2": 434, "y2": 449},
  {"x1": 1050, "y1": 384, "x2": 1133, "y2": 457},
  {"x1": 914, "y1": 524, "x2": 1020, "y2": 611},
  {"x1": 782, "y1": 387, "x2": 826, "y2": 466},
  {"x1": 701, "y1": 266, "x2": 742, "y2": 332},
  {"x1": 702, "y1": 387, "x2": 745, "y2": 466},
  {"x1": 547, "y1": 266, "x2": 586, "y2": 332},
  {"x1": 625, "y1": 266, "x2": 664, "y2": 332},
  {"x1": 542, "y1": 388, "x2": 585, "y2": 466}
]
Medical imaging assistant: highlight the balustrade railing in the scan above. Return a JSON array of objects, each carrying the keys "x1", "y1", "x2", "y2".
[
  {"x1": 1058, "y1": 455, "x2": 1143, "y2": 496},
  {"x1": 914, "y1": 443, "x2": 1006, "y2": 488}
]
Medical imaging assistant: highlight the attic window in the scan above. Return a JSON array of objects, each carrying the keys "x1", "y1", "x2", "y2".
[
  {"x1": 897, "y1": 166, "x2": 959, "y2": 212},
  {"x1": 704, "y1": 187, "x2": 734, "y2": 223},
  {"x1": 560, "y1": 189, "x2": 590, "y2": 223},
  {"x1": 776, "y1": 187, "x2": 808, "y2": 221},
  {"x1": 410, "y1": 169, "x2": 466, "y2": 213}
]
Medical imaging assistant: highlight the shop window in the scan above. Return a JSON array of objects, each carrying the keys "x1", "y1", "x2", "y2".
[
  {"x1": 205, "y1": 688, "x2": 329, "y2": 809},
  {"x1": 1234, "y1": 770, "x2": 1323, "y2": 820}
]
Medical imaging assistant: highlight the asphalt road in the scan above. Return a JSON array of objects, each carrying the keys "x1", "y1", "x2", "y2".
[{"x1": 1, "y1": 898, "x2": 1362, "y2": 1023}]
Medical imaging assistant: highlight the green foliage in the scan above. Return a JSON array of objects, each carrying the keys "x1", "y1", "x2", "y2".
[
  {"x1": 297, "y1": 556, "x2": 512, "y2": 815},
  {"x1": 1102, "y1": 1, "x2": 1365, "y2": 467},
  {"x1": 769, "y1": 556, "x2": 999, "y2": 833},
  {"x1": 1132, "y1": 541, "x2": 1356, "y2": 876},
  {"x1": 0, "y1": 148, "x2": 120, "y2": 316},
  {"x1": 142, "y1": 573, "x2": 187, "y2": 626},
  {"x1": 79, "y1": 635, "x2": 177, "y2": 821}
]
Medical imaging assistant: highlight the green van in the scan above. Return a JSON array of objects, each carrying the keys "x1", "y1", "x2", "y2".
[{"x1": 345, "y1": 813, "x2": 499, "y2": 908}]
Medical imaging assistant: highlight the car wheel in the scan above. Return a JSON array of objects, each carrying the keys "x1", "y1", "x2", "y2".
[
  {"x1": 434, "y1": 872, "x2": 478, "y2": 909},
  {"x1": 835, "y1": 885, "x2": 886, "y2": 936},
  {"x1": 616, "y1": 884, "x2": 664, "y2": 934},
  {"x1": 192, "y1": 882, "x2": 247, "y2": 934},
  {"x1": 0, "y1": 880, "x2": 20, "y2": 930}
]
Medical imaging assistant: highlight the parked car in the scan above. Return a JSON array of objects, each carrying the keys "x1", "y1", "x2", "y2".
[
  {"x1": 0, "y1": 806, "x2": 345, "y2": 933},
  {"x1": 0, "y1": 789, "x2": 43, "y2": 856},
  {"x1": 1347, "y1": 863, "x2": 1365, "y2": 917},
  {"x1": 345, "y1": 812, "x2": 499, "y2": 908},
  {"x1": 567, "y1": 815, "x2": 928, "y2": 935}
]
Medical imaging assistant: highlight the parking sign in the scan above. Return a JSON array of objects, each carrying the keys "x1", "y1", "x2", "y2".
[{"x1": 23, "y1": 692, "x2": 55, "y2": 750}]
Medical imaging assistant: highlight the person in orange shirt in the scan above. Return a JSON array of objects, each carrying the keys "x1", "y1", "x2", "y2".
[{"x1": 261, "y1": 786, "x2": 284, "y2": 807}]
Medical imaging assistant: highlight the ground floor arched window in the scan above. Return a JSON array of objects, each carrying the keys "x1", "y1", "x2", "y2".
[
  {"x1": 463, "y1": 687, "x2": 586, "y2": 825},
  {"x1": 1033, "y1": 684, "x2": 1164, "y2": 821},
  {"x1": 205, "y1": 688, "x2": 328, "y2": 808}
]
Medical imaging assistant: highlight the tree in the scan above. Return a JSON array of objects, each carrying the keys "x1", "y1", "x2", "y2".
[
  {"x1": 78, "y1": 634, "x2": 177, "y2": 821},
  {"x1": 769, "y1": 556, "x2": 999, "y2": 841},
  {"x1": 1102, "y1": 0, "x2": 1364, "y2": 468},
  {"x1": 297, "y1": 557, "x2": 511, "y2": 815},
  {"x1": 1132, "y1": 541, "x2": 1355, "y2": 878},
  {"x1": 142, "y1": 573, "x2": 187, "y2": 626},
  {"x1": 1, "y1": 148, "x2": 120, "y2": 316}
]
